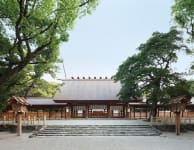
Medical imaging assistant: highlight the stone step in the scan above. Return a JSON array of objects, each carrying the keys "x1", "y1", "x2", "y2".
[{"x1": 33, "y1": 125, "x2": 161, "y2": 137}]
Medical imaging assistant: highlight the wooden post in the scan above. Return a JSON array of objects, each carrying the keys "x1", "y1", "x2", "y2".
[
  {"x1": 65, "y1": 106, "x2": 70, "y2": 118},
  {"x1": 107, "y1": 105, "x2": 111, "y2": 118},
  {"x1": 130, "y1": 108, "x2": 132, "y2": 119},
  {"x1": 70, "y1": 106, "x2": 73, "y2": 118},
  {"x1": 175, "y1": 112, "x2": 181, "y2": 135},
  {"x1": 123, "y1": 104, "x2": 128, "y2": 118},
  {"x1": 145, "y1": 107, "x2": 148, "y2": 119},
  {"x1": 43, "y1": 115, "x2": 46, "y2": 126},
  {"x1": 140, "y1": 110, "x2": 141, "y2": 119},
  {"x1": 28, "y1": 116, "x2": 31, "y2": 125},
  {"x1": 3, "y1": 116, "x2": 6, "y2": 125},
  {"x1": 17, "y1": 112, "x2": 23, "y2": 136},
  {"x1": 133, "y1": 107, "x2": 135, "y2": 119},
  {"x1": 85, "y1": 105, "x2": 89, "y2": 118}
]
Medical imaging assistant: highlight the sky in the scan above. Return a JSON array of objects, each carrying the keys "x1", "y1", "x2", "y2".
[{"x1": 49, "y1": 0, "x2": 193, "y2": 81}]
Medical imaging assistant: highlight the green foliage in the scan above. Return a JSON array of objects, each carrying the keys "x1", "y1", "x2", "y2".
[
  {"x1": 24, "y1": 80, "x2": 60, "y2": 98},
  {"x1": 171, "y1": 0, "x2": 194, "y2": 74},
  {"x1": 166, "y1": 80, "x2": 194, "y2": 99},
  {"x1": 172, "y1": 0, "x2": 194, "y2": 41},
  {"x1": 0, "y1": 95, "x2": 9, "y2": 112},
  {"x1": 0, "y1": 0, "x2": 98, "y2": 100},
  {"x1": 114, "y1": 28, "x2": 186, "y2": 117}
]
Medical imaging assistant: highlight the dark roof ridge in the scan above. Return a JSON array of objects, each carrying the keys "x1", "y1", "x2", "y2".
[{"x1": 63, "y1": 79, "x2": 114, "y2": 81}]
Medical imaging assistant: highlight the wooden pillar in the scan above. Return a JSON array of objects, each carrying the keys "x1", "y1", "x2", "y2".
[
  {"x1": 65, "y1": 106, "x2": 70, "y2": 118},
  {"x1": 122, "y1": 105, "x2": 125, "y2": 118},
  {"x1": 3, "y1": 116, "x2": 6, "y2": 125},
  {"x1": 175, "y1": 112, "x2": 181, "y2": 135},
  {"x1": 129, "y1": 108, "x2": 131, "y2": 119},
  {"x1": 17, "y1": 112, "x2": 23, "y2": 136},
  {"x1": 61, "y1": 108, "x2": 63, "y2": 119},
  {"x1": 49, "y1": 109, "x2": 51, "y2": 119},
  {"x1": 182, "y1": 111, "x2": 184, "y2": 118},
  {"x1": 133, "y1": 107, "x2": 135, "y2": 119},
  {"x1": 43, "y1": 115, "x2": 46, "y2": 126},
  {"x1": 145, "y1": 107, "x2": 148, "y2": 119},
  {"x1": 123, "y1": 104, "x2": 128, "y2": 118},
  {"x1": 107, "y1": 104, "x2": 111, "y2": 118},
  {"x1": 126, "y1": 104, "x2": 129, "y2": 118},
  {"x1": 64, "y1": 106, "x2": 67, "y2": 118},
  {"x1": 140, "y1": 110, "x2": 141, "y2": 119},
  {"x1": 70, "y1": 105, "x2": 73, "y2": 118},
  {"x1": 85, "y1": 105, "x2": 89, "y2": 118}
]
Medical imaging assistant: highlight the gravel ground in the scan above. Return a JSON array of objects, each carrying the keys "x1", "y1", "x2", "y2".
[
  {"x1": 0, "y1": 131, "x2": 194, "y2": 150},
  {"x1": 0, "y1": 120, "x2": 194, "y2": 150}
]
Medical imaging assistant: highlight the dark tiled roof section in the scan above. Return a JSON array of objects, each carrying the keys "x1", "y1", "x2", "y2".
[
  {"x1": 54, "y1": 79, "x2": 121, "y2": 101},
  {"x1": 8, "y1": 96, "x2": 30, "y2": 106},
  {"x1": 26, "y1": 97, "x2": 67, "y2": 105},
  {"x1": 169, "y1": 95, "x2": 190, "y2": 104}
]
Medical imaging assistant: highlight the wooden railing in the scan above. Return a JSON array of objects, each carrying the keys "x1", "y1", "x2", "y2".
[{"x1": 1, "y1": 111, "x2": 194, "y2": 121}]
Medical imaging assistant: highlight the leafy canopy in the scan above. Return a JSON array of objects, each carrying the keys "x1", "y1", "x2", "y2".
[
  {"x1": 114, "y1": 28, "x2": 186, "y2": 116},
  {"x1": 0, "y1": 0, "x2": 98, "y2": 97},
  {"x1": 172, "y1": 0, "x2": 194, "y2": 41}
]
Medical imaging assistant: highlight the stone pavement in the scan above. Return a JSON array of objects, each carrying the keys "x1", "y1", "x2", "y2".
[
  {"x1": 0, "y1": 119, "x2": 194, "y2": 150},
  {"x1": 0, "y1": 131, "x2": 194, "y2": 150},
  {"x1": 45, "y1": 119, "x2": 151, "y2": 125}
]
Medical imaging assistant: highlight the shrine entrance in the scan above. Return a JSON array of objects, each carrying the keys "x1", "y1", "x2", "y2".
[
  {"x1": 71, "y1": 105, "x2": 86, "y2": 118},
  {"x1": 89, "y1": 105, "x2": 107, "y2": 118},
  {"x1": 110, "y1": 105, "x2": 125, "y2": 118},
  {"x1": 70, "y1": 104, "x2": 126, "y2": 118}
]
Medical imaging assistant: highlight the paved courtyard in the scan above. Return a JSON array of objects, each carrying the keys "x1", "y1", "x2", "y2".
[
  {"x1": 45, "y1": 119, "x2": 151, "y2": 125},
  {"x1": 0, "y1": 119, "x2": 194, "y2": 150}
]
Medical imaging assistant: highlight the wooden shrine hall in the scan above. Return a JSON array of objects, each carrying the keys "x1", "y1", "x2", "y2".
[
  {"x1": 53, "y1": 77, "x2": 142, "y2": 118},
  {"x1": 4, "y1": 77, "x2": 194, "y2": 119}
]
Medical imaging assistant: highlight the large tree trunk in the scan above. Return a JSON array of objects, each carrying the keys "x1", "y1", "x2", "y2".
[
  {"x1": 0, "y1": 64, "x2": 27, "y2": 96},
  {"x1": 151, "y1": 101, "x2": 158, "y2": 117},
  {"x1": 147, "y1": 99, "x2": 158, "y2": 121}
]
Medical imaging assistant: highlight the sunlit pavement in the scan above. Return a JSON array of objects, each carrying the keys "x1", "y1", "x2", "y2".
[
  {"x1": 45, "y1": 119, "x2": 151, "y2": 125},
  {"x1": 0, "y1": 119, "x2": 194, "y2": 150}
]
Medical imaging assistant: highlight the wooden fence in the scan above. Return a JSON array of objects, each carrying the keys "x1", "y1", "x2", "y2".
[{"x1": 1, "y1": 111, "x2": 194, "y2": 122}]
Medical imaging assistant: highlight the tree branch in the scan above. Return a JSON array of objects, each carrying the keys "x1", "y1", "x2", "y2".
[
  {"x1": 15, "y1": 0, "x2": 25, "y2": 61},
  {"x1": 79, "y1": 0, "x2": 90, "y2": 7}
]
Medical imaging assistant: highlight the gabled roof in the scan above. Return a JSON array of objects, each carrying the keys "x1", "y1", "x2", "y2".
[
  {"x1": 26, "y1": 97, "x2": 67, "y2": 105},
  {"x1": 54, "y1": 79, "x2": 121, "y2": 101},
  {"x1": 8, "y1": 96, "x2": 30, "y2": 106},
  {"x1": 169, "y1": 95, "x2": 190, "y2": 104}
]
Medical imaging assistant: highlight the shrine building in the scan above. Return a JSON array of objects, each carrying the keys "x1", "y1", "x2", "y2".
[
  {"x1": 52, "y1": 77, "x2": 142, "y2": 118},
  {"x1": 4, "y1": 77, "x2": 194, "y2": 119}
]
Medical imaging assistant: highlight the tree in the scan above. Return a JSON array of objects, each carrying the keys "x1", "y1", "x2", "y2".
[
  {"x1": 27, "y1": 80, "x2": 60, "y2": 97},
  {"x1": 166, "y1": 80, "x2": 194, "y2": 99},
  {"x1": 114, "y1": 28, "x2": 186, "y2": 117},
  {"x1": 9, "y1": 79, "x2": 60, "y2": 98},
  {"x1": 172, "y1": 0, "x2": 194, "y2": 41},
  {"x1": 0, "y1": 0, "x2": 98, "y2": 97},
  {"x1": 0, "y1": 78, "x2": 60, "y2": 110}
]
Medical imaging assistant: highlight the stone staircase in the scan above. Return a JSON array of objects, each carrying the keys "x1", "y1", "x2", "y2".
[{"x1": 33, "y1": 125, "x2": 161, "y2": 137}]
